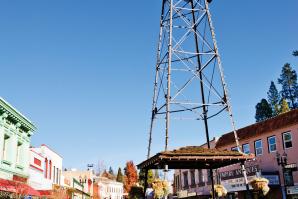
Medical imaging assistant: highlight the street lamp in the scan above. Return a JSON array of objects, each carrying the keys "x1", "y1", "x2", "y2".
[{"x1": 276, "y1": 151, "x2": 288, "y2": 199}]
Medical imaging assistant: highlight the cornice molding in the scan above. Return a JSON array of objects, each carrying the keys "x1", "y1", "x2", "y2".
[{"x1": 0, "y1": 98, "x2": 36, "y2": 132}]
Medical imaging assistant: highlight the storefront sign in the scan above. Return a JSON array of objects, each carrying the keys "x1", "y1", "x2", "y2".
[
  {"x1": 220, "y1": 165, "x2": 259, "y2": 180},
  {"x1": 188, "y1": 192, "x2": 196, "y2": 196},
  {"x1": 220, "y1": 176, "x2": 255, "y2": 192},
  {"x1": 287, "y1": 186, "x2": 298, "y2": 195}
]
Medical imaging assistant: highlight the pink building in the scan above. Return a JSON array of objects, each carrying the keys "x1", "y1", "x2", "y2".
[{"x1": 174, "y1": 109, "x2": 298, "y2": 199}]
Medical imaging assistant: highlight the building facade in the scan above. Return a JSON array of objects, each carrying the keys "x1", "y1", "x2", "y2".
[
  {"x1": 63, "y1": 169, "x2": 96, "y2": 199},
  {"x1": 173, "y1": 109, "x2": 298, "y2": 199},
  {"x1": 96, "y1": 176, "x2": 123, "y2": 199},
  {"x1": 0, "y1": 97, "x2": 40, "y2": 197},
  {"x1": 28, "y1": 144, "x2": 63, "y2": 193}
]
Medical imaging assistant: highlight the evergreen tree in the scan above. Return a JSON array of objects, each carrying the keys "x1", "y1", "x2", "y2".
[
  {"x1": 293, "y1": 50, "x2": 298, "y2": 56},
  {"x1": 278, "y1": 63, "x2": 298, "y2": 109},
  {"x1": 116, "y1": 167, "x2": 124, "y2": 183},
  {"x1": 138, "y1": 170, "x2": 154, "y2": 187},
  {"x1": 109, "y1": 166, "x2": 114, "y2": 175},
  {"x1": 279, "y1": 99, "x2": 290, "y2": 114},
  {"x1": 267, "y1": 81, "x2": 280, "y2": 116},
  {"x1": 255, "y1": 99, "x2": 273, "y2": 122}
]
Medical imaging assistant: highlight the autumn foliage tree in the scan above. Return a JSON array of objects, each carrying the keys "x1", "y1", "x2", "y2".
[{"x1": 124, "y1": 161, "x2": 138, "y2": 193}]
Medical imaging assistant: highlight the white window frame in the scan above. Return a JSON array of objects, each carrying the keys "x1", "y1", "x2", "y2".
[
  {"x1": 16, "y1": 141, "x2": 23, "y2": 165},
  {"x1": 283, "y1": 132, "x2": 293, "y2": 149},
  {"x1": 268, "y1": 136, "x2": 277, "y2": 153},
  {"x1": 3, "y1": 134, "x2": 10, "y2": 161},
  {"x1": 254, "y1": 140, "x2": 263, "y2": 156}
]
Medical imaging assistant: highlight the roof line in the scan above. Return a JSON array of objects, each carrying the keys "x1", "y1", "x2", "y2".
[{"x1": 0, "y1": 97, "x2": 36, "y2": 131}]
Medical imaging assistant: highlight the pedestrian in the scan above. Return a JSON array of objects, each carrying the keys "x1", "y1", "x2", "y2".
[{"x1": 145, "y1": 184, "x2": 154, "y2": 199}]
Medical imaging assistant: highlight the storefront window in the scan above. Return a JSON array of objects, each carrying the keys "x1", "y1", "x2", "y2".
[{"x1": 284, "y1": 170, "x2": 294, "y2": 186}]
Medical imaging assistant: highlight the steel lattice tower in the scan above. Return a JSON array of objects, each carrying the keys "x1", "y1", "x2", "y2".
[{"x1": 147, "y1": 0, "x2": 250, "y2": 197}]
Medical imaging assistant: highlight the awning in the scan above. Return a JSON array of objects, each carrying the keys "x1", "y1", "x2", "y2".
[
  {"x1": 0, "y1": 178, "x2": 41, "y2": 196},
  {"x1": 38, "y1": 190, "x2": 52, "y2": 196},
  {"x1": 138, "y1": 146, "x2": 254, "y2": 170}
]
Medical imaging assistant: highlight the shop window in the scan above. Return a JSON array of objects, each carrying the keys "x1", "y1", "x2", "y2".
[
  {"x1": 242, "y1": 143, "x2": 250, "y2": 154},
  {"x1": 254, "y1": 140, "x2": 263, "y2": 156},
  {"x1": 267, "y1": 136, "x2": 277, "y2": 153},
  {"x1": 284, "y1": 170, "x2": 294, "y2": 186},
  {"x1": 283, "y1": 132, "x2": 292, "y2": 149}
]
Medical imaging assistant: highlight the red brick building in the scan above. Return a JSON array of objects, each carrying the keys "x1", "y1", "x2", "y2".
[{"x1": 174, "y1": 109, "x2": 298, "y2": 199}]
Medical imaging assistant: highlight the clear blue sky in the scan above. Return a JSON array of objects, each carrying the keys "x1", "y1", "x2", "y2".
[{"x1": 0, "y1": 1, "x2": 297, "y2": 171}]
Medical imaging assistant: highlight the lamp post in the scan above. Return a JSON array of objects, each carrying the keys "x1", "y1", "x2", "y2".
[
  {"x1": 276, "y1": 151, "x2": 288, "y2": 199},
  {"x1": 79, "y1": 175, "x2": 87, "y2": 199}
]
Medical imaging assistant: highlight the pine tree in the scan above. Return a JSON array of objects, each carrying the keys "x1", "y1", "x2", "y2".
[
  {"x1": 278, "y1": 63, "x2": 298, "y2": 109},
  {"x1": 279, "y1": 98, "x2": 290, "y2": 114},
  {"x1": 293, "y1": 50, "x2": 298, "y2": 56},
  {"x1": 255, "y1": 99, "x2": 273, "y2": 122},
  {"x1": 267, "y1": 81, "x2": 280, "y2": 116},
  {"x1": 116, "y1": 167, "x2": 124, "y2": 183},
  {"x1": 109, "y1": 166, "x2": 114, "y2": 175},
  {"x1": 124, "y1": 161, "x2": 138, "y2": 193}
]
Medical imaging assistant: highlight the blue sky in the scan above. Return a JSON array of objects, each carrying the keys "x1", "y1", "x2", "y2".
[{"x1": 0, "y1": 1, "x2": 297, "y2": 171}]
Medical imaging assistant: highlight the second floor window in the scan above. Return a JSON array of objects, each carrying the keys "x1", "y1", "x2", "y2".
[
  {"x1": 2, "y1": 135, "x2": 10, "y2": 161},
  {"x1": 242, "y1": 144, "x2": 250, "y2": 154},
  {"x1": 268, "y1": 136, "x2": 277, "y2": 153},
  {"x1": 283, "y1": 132, "x2": 292, "y2": 149},
  {"x1": 255, "y1": 140, "x2": 263, "y2": 156},
  {"x1": 16, "y1": 142, "x2": 22, "y2": 165}
]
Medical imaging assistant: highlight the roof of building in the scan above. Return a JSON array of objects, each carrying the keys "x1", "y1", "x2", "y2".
[
  {"x1": 216, "y1": 109, "x2": 298, "y2": 148},
  {"x1": 137, "y1": 146, "x2": 254, "y2": 170},
  {"x1": 41, "y1": 144, "x2": 63, "y2": 158},
  {"x1": 0, "y1": 97, "x2": 36, "y2": 132}
]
